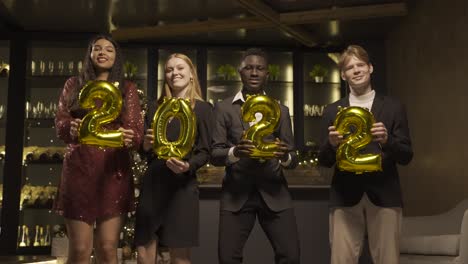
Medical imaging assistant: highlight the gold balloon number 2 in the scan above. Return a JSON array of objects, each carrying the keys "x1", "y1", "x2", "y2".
[
  {"x1": 241, "y1": 95, "x2": 281, "y2": 158},
  {"x1": 78, "y1": 81, "x2": 124, "y2": 148},
  {"x1": 334, "y1": 106, "x2": 382, "y2": 173},
  {"x1": 152, "y1": 98, "x2": 196, "y2": 160}
]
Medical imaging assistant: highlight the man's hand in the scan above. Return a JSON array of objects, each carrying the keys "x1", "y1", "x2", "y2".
[
  {"x1": 273, "y1": 138, "x2": 290, "y2": 162},
  {"x1": 328, "y1": 126, "x2": 343, "y2": 147},
  {"x1": 370, "y1": 122, "x2": 388, "y2": 144},
  {"x1": 233, "y1": 139, "x2": 255, "y2": 158}
]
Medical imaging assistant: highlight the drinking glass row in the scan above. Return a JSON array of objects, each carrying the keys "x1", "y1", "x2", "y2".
[{"x1": 31, "y1": 60, "x2": 83, "y2": 76}]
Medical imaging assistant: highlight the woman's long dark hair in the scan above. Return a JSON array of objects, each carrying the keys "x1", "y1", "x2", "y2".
[{"x1": 66, "y1": 34, "x2": 125, "y2": 111}]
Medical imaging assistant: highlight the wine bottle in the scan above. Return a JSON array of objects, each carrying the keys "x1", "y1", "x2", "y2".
[
  {"x1": 39, "y1": 226, "x2": 45, "y2": 246},
  {"x1": 25, "y1": 226, "x2": 31, "y2": 246},
  {"x1": 17, "y1": 226, "x2": 21, "y2": 247},
  {"x1": 33, "y1": 225, "x2": 40, "y2": 247},
  {"x1": 19, "y1": 225, "x2": 27, "y2": 247},
  {"x1": 45, "y1": 225, "x2": 51, "y2": 246}
]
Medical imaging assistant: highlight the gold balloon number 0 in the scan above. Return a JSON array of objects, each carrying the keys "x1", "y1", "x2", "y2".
[
  {"x1": 152, "y1": 98, "x2": 196, "y2": 159},
  {"x1": 241, "y1": 95, "x2": 281, "y2": 158},
  {"x1": 78, "y1": 81, "x2": 124, "y2": 147},
  {"x1": 334, "y1": 106, "x2": 382, "y2": 173}
]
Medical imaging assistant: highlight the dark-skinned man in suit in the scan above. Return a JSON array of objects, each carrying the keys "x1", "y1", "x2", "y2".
[{"x1": 211, "y1": 48, "x2": 300, "y2": 264}]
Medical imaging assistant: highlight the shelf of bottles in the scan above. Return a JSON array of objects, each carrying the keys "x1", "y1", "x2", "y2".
[
  {"x1": 302, "y1": 52, "x2": 341, "y2": 147},
  {"x1": 292, "y1": 52, "x2": 342, "y2": 186},
  {"x1": 18, "y1": 42, "x2": 76, "y2": 252},
  {"x1": 0, "y1": 41, "x2": 9, "y2": 230}
]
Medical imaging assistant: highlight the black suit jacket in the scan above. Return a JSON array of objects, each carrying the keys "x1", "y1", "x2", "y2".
[
  {"x1": 318, "y1": 93, "x2": 413, "y2": 207},
  {"x1": 211, "y1": 95, "x2": 298, "y2": 212}
]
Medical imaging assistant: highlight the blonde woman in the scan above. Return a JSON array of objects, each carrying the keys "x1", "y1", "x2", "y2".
[{"x1": 135, "y1": 53, "x2": 212, "y2": 264}]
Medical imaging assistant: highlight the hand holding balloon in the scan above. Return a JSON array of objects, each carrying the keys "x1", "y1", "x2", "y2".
[
  {"x1": 233, "y1": 138, "x2": 255, "y2": 158},
  {"x1": 70, "y1": 119, "x2": 82, "y2": 139},
  {"x1": 370, "y1": 122, "x2": 388, "y2": 144},
  {"x1": 142, "y1": 129, "x2": 154, "y2": 152},
  {"x1": 328, "y1": 125, "x2": 343, "y2": 147},
  {"x1": 273, "y1": 138, "x2": 290, "y2": 162},
  {"x1": 119, "y1": 127, "x2": 135, "y2": 148},
  {"x1": 166, "y1": 158, "x2": 190, "y2": 174}
]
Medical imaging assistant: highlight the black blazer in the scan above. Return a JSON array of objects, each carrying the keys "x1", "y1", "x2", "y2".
[
  {"x1": 211, "y1": 95, "x2": 298, "y2": 212},
  {"x1": 318, "y1": 93, "x2": 413, "y2": 207}
]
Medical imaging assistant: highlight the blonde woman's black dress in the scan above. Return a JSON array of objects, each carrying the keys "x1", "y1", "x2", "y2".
[{"x1": 134, "y1": 100, "x2": 212, "y2": 247}]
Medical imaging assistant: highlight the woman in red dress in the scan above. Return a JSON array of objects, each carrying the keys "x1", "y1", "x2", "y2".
[{"x1": 54, "y1": 34, "x2": 143, "y2": 264}]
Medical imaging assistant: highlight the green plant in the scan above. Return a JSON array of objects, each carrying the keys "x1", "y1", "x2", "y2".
[
  {"x1": 268, "y1": 64, "x2": 280, "y2": 80},
  {"x1": 124, "y1": 61, "x2": 138, "y2": 79},
  {"x1": 216, "y1": 64, "x2": 237, "y2": 80},
  {"x1": 308, "y1": 64, "x2": 328, "y2": 78}
]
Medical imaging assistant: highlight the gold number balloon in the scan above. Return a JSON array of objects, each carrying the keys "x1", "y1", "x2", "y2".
[
  {"x1": 78, "y1": 80, "x2": 124, "y2": 147},
  {"x1": 241, "y1": 95, "x2": 281, "y2": 158},
  {"x1": 152, "y1": 97, "x2": 196, "y2": 159},
  {"x1": 334, "y1": 106, "x2": 382, "y2": 173}
]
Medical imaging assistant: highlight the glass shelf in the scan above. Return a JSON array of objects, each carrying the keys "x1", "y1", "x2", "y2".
[{"x1": 302, "y1": 52, "x2": 341, "y2": 150}]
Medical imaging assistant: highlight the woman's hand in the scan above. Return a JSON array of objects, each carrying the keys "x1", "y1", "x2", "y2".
[
  {"x1": 142, "y1": 129, "x2": 154, "y2": 151},
  {"x1": 119, "y1": 127, "x2": 135, "y2": 148},
  {"x1": 69, "y1": 119, "x2": 82, "y2": 139},
  {"x1": 166, "y1": 158, "x2": 190, "y2": 174}
]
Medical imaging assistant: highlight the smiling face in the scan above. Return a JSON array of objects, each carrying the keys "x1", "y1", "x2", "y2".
[
  {"x1": 165, "y1": 57, "x2": 193, "y2": 96},
  {"x1": 90, "y1": 38, "x2": 116, "y2": 74},
  {"x1": 341, "y1": 55, "x2": 373, "y2": 95},
  {"x1": 239, "y1": 55, "x2": 269, "y2": 94}
]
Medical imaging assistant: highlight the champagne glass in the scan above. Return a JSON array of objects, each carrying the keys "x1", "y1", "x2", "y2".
[
  {"x1": 25, "y1": 101, "x2": 31, "y2": 119},
  {"x1": 48, "y1": 61, "x2": 54, "y2": 75},
  {"x1": 39, "y1": 60, "x2": 45, "y2": 75},
  {"x1": 67, "y1": 61, "x2": 74, "y2": 75},
  {"x1": 57, "y1": 61, "x2": 64, "y2": 75},
  {"x1": 31, "y1": 61, "x2": 36, "y2": 75},
  {"x1": 77, "y1": 60, "x2": 83, "y2": 73}
]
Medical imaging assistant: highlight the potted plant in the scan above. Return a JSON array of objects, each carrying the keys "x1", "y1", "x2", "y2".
[
  {"x1": 216, "y1": 64, "x2": 227, "y2": 80},
  {"x1": 225, "y1": 64, "x2": 237, "y2": 80},
  {"x1": 268, "y1": 64, "x2": 280, "y2": 81},
  {"x1": 216, "y1": 64, "x2": 237, "y2": 80},
  {"x1": 309, "y1": 64, "x2": 328, "y2": 83},
  {"x1": 124, "y1": 61, "x2": 138, "y2": 79}
]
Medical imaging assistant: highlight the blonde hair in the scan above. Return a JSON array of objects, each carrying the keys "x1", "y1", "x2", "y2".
[
  {"x1": 338, "y1": 45, "x2": 371, "y2": 71},
  {"x1": 157, "y1": 53, "x2": 204, "y2": 108}
]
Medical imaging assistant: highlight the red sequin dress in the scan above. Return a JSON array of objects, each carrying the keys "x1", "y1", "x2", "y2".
[{"x1": 54, "y1": 77, "x2": 143, "y2": 224}]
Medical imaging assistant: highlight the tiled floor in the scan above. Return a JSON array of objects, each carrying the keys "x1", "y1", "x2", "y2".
[{"x1": 0, "y1": 256, "x2": 56, "y2": 264}]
